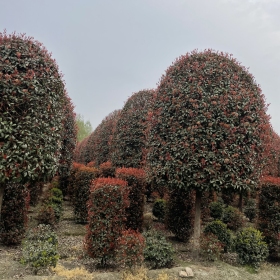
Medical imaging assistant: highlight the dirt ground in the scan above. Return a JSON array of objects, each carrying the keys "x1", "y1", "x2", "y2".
[{"x1": 1, "y1": 200, "x2": 280, "y2": 279}]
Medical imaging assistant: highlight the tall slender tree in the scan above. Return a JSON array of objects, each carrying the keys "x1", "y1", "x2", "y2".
[{"x1": 146, "y1": 49, "x2": 270, "y2": 240}]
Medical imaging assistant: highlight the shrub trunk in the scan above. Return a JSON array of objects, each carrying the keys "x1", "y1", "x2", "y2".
[
  {"x1": 194, "y1": 190, "x2": 202, "y2": 241},
  {"x1": 0, "y1": 183, "x2": 5, "y2": 221}
]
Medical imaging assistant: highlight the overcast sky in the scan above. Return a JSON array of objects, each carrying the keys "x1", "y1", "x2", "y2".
[{"x1": 1, "y1": 0, "x2": 280, "y2": 134}]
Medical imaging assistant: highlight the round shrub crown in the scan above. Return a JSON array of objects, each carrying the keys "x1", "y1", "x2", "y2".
[
  {"x1": 204, "y1": 220, "x2": 232, "y2": 251},
  {"x1": 112, "y1": 89, "x2": 154, "y2": 168},
  {"x1": 0, "y1": 32, "x2": 67, "y2": 183},
  {"x1": 209, "y1": 201, "x2": 224, "y2": 220},
  {"x1": 235, "y1": 227, "x2": 268, "y2": 268},
  {"x1": 85, "y1": 110, "x2": 121, "y2": 166},
  {"x1": 146, "y1": 50, "x2": 270, "y2": 193},
  {"x1": 143, "y1": 230, "x2": 174, "y2": 268}
]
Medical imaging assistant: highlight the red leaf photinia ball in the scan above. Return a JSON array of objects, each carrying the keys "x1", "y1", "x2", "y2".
[{"x1": 146, "y1": 49, "x2": 270, "y2": 193}]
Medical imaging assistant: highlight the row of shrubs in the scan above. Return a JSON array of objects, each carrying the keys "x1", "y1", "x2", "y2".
[{"x1": 150, "y1": 176, "x2": 280, "y2": 269}]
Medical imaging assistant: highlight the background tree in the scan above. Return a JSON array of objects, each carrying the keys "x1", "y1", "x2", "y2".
[
  {"x1": 84, "y1": 110, "x2": 121, "y2": 166},
  {"x1": 146, "y1": 49, "x2": 270, "y2": 240},
  {"x1": 76, "y1": 113, "x2": 92, "y2": 142},
  {"x1": 0, "y1": 32, "x2": 67, "y2": 219},
  {"x1": 58, "y1": 93, "x2": 77, "y2": 195},
  {"x1": 111, "y1": 89, "x2": 154, "y2": 168}
]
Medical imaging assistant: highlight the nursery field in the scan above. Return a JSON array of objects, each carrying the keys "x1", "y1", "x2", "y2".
[{"x1": 1, "y1": 199, "x2": 280, "y2": 280}]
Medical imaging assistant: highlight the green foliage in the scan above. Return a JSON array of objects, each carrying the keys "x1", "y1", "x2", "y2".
[
  {"x1": 21, "y1": 224, "x2": 59, "y2": 275},
  {"x1": 84, "y1": 177, "x2": 129, "y2": 266},
  {"x1": 111, "y1": 89, "x2": 154, "y2": 168},
  {"x1": 223, "y1": 206, "x2": 244, "y2": 231},
  {"x1": 165, "y1": 188, "x2": 195, "y2": 241},
  {"x1": 204, "y1": 220, "x2": 232, "y2": 252},
  {"x1": 115, "y1": 229, "x2": 145, "y2": 268},
  {"x1": 199, "y1": 233, "x2": 225, "y2": 261},
  {"x1": 143, "y1": 230, "x2": 174, "y2": 269},
  {"x1": 209, "y1": 201, "x2": 224, "y2": 220},
  {"x1": 235, "y1": 227, "x2": 268, "y2": 269},
  {"x1": 146, "y1": 50, "x2": 269, "y2": 195},
  {"x1": 0, "y1": 31, "x2": 67, "y2": 184},
  {"x1": 244, "y1": 198, "x2": 257, "y2": 222},
  {"x1": 75, "y1": 114, "x2": 92, "y2": 142},
  {"x1": 257, "y1": 177, "x2": 280, "y2": 260},
  {"x1": 0, "y1": 183, "x2": 29, "y2": 245},
  {"x1": 116, "y1": 168, "x2": 146, "y2": 231},
  {"x1": 152, "y1": 199, "x2": 167, "y2": 222}
]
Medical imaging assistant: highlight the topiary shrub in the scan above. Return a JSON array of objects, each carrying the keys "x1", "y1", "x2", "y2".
[
  {"x1": 203, "y1": 220, "x2": 232, "y2": 252},
  {"x1": 84, "y1": 177, "x2": 129, "y2": 266},
  {"x1": 0, "y1": 183, "x2": 29, "y2": 245},
  {"x1": 72, "y1": 165, "x2": 98, "y2": 223},
  {"x1": 199, "y1": 233, "x2": 225, "y2": 261},
  {"x1": 257, "y1": 176, "x2": 280, "y2": 260},
  {"x1": 223, "y1": 206, "x2": 244, "y2": 231},
  {"x1": 115, "y1": 229, "x2": 145, "y2": 268},
  {"x1": 37, "y1": 183, "x2": 63, "y2": 226},
  {"x1": 244, "y1": 198, "x2": 257, "y2": 222},
  {"x1": 146, "y1": 49, "x2": 270, "y2": 239},
  {"x1": 84, "y1": 110, "x2": 121, "y2": 166},
  {"x1": 58, "y1": 94, "x2": 77, "y2": 196},
  {"x1": 111, "y1": 89, "x2": 154, "y2": 168},
  {"x1": 37, "y1": 205, "x2": 56, "y2": 227},
  {"x1": 21, "y1": 224, "x2": 59, "y2": 275},
  {"x1": 165, "y1": 188, "x2": 195, "y2": 241},
  {"x1": 235, "y1": 227, "x2": 268, "y2": 269},
  {"x1": 209, "y1": 201, "x2": 224, "y2": 220},
  {"x1": 152, "y1": 199, "x2": 167, "y2": 222},
  {"x1": 99, "y1": 161, "x2": 115, "y2": 178},
  {"x1": 0, "y1": 31, "x2": 68, "y2": 217},
  {"x1": 67, "y1": 162, "x2": 84, "y2": 202},
  {"x1": 116, "y1": 168, "x2": 146, "y2": 231},
  {"x1": 73, "y1": 136, "x2": 90, "y2": 164},
  {"x1": 262, "y1": 128, "x2": 280, "y2": 177},
  {"x1": 143, "y1": 230, "x2": 174, "y2": 269}
]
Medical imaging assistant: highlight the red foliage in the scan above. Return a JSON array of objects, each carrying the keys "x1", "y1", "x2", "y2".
[
  {"x1": 85, "y1": 177, "x2": 129, "y2": 263},
  {"x1": 99, "y1": 161, "x2": 115, "y2": 178},
  {"x1": 87, "y1": 161, "x2": 95, "y2": 167},
  {"x1": 91, "y1": 177, "x2": 128, "y2": 191},
  {"x1": 115, "y1": 229, "x2": 145, "y2": 268},
  {"x1": 260, "y1": 176, "x2": 280, "y2": 186}
]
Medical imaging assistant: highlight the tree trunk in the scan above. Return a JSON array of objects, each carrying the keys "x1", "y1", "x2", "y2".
[
  {"x1": 0, "y1": 183, "x2": 5, "y2": 222},
  {"x1": 194, "y1": 190, "x2": 202, "y2": 240},
  {"x1": 238, "y1": 192, "x2": 243, "y2": 212}
]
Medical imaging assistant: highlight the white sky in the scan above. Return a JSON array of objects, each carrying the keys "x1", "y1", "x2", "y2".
[{"x1": 1, "y1": 0, "x2": 280, "y2": 133}]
